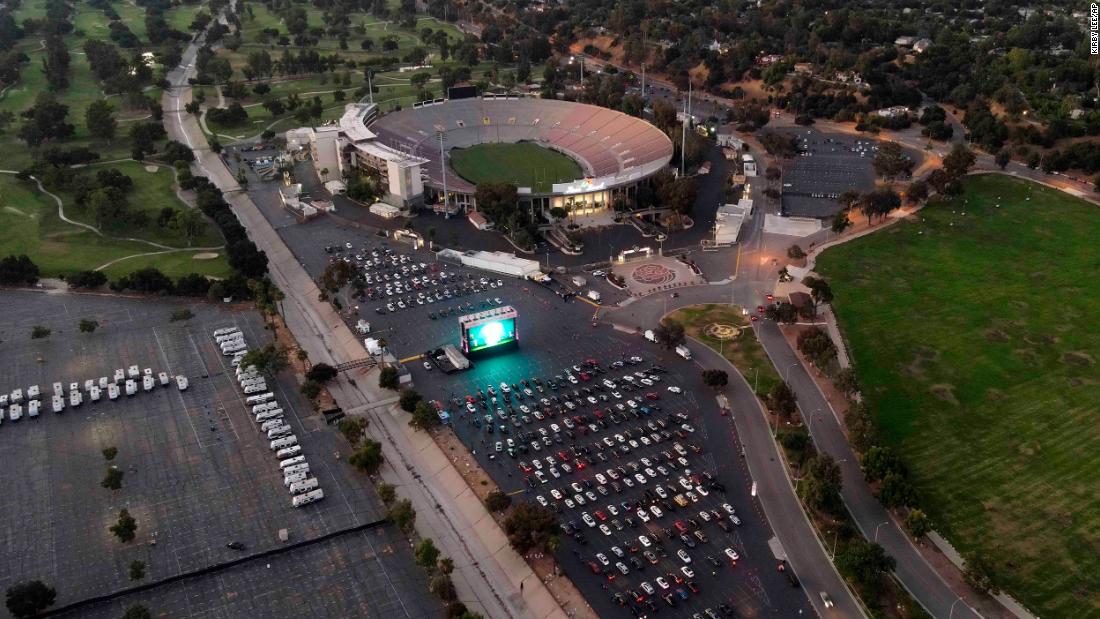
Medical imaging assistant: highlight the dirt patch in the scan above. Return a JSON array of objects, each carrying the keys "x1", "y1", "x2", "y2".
[
  {"x1": 903, "y1": 346, "x2": 939, "y2": 379},
  {"x1": 1013, "y1": 348, "x2": 1038, "y2": 364},
  {"x1": 192, "y1": 252, "x2": 219, "y2": 260},
  {"x1": 143, "y1": 165, "x2": 159, "y2": 173},
  {"x1": 1062, "y1": 351, "x2": 1096, "y2": 367},
  {"x1": 986, "y1": 388, "x2": 1006, "y2": 401},
  {"x1": 1017, "y1": 441, "x2": 1040, "y2": 457},
  {"x1": 928, "y1": 383, "x2": 958, "y2": 405},
  {"x1": 1023, "y1": 333, "x2": 1058, "y2": 346},
  {"x1": 984, "y1": 329, "x2": 1011, "y2": 343}
]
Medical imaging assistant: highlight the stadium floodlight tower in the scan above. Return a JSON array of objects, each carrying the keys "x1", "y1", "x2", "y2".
[{"x1": 437, "y1": 130, "x2": 449, "y2": 214}]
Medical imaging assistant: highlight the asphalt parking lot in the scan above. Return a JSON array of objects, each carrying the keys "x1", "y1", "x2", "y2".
[
  {"x1": 0, "y1": 291, "x2": 437, "y2": 618},
  {"x1": 778, "y1": 128, "x2": 876, "y2": 218},
  {"x1": 405, "y1": 311, "x2": 812, "y2": 618}
]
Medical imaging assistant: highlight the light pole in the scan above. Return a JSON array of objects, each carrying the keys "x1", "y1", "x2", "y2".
[
  {"x1": 874, "y1": 520, "x2": 889, "y2": 542},
  {"x1": 437, "y1": 131, "x2": 448, "y2": 213},
  {"x1": 784, "y1": 362, "x2": 798, "y2": 383}
]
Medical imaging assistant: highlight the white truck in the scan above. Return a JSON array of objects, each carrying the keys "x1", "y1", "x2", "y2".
[
  {"x1": 675, "y1": 344, "x2": 692, "y2": 360},
  {"x1": 644, "y1": 329, "x2": 658, "y2": 343},
  {"x1": 586, "y1": 290, "x2": 602, "y2": 303}
]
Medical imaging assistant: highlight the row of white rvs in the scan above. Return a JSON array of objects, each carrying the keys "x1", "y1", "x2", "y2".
[
  {"x1": 1, "y1": 366, "x2": 187, "y2": 424},
  {"x1": 215, "y1": 325, "x2": 323, "y2": 508}
]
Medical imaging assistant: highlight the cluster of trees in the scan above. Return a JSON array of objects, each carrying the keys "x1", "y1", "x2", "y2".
[
  {"x1": 473, "y1": 183, "x2": 538, "y2": 249},
  {"x1": 206, "y1": 103, "x2": 249, "y2": 127},
  {"x1": 861, "y1": 445, "x2": 918, "y2": 510},
  {"x1": 187, "y1": 175, "x2": 269, "y2": 278},
  {"x1": 0, "y1": 254, "x2": 39, "y2": 286},
  {"x1": 796, "y1": 328, "x2": 838, "y2": 371},
  {"x1": 503, "y1": 502, "x2": 559, "y2": 554}
]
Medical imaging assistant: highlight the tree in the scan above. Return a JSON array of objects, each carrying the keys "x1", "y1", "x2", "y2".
[
  {"x1": 349, "y1": 438, "x2": 384, "y2": 475},
  {"x1": 387, "y1": 498, "x2": 416, "y2": 532},
  {"x1": 845, "y1": 400, "x2": 876, "y2": 453},
  {"x1": 903, "y1": 509, "x2": 931, "y2": 539},
  {"x1": 834, "y1": 368, "x2": 859, "y2": 396},
  {"x1": 485, "y1": 490, "x2": 512, "y2": 512},
  {"x1": 377, "y1": 482, "x2": 396, "y2": 505},
  {"x1": 802, "y1": 453, "x2": 842, "y2": 512},
  {"x1": 943, "y1": 143, "x2": 976, "y2": 179},
  {"x1": 768, "y1": 381, "x2": 797, "y2": 419},
  {"x1": 85, "y1": 100, "x2": 117, "y2": 142},
  {"x1": 337, "y1": 417, "x2": 369, "y2": 446},
  {"x1": 0, "y1": 254, "x2": 40, "y2": 285},
  {"x1": 503, "y1": 503, "x2": 558, "y2": 553},
  {"x1": 906, "y1": 180, "x2": 929, "y2": 204},
  {"x1": 430, "y1": 573, "x2": 457, "y2": 602},
  {"x1": 238, "y1": 343, "x2": 289, "y2": 376},
  {"x1": 379, "y1": 366, "x2": 399, "y2": 390},
  {"x1": 305, "y1": 362, "x2": 338, "y2": 383},
  {"x1": 411, "y1": 399, "x2": 441, "y2": 430},
  {"x1": 170, "y1": 208, "x2": 208, "y2": 245},
  {"x1": 872, "y1": 141, "x2": 914, "y2": 180},
  {"x1": 128, "y1": 560, "x2": 146, "y2": 581},
  {"x1": 19, "y1": 92, "x2": 74, "y2": 146},
  {"x1": 438, "y1": 556, "x2": 455, "y2": 575},
  {"x1": 415, "y1": 538, "x2": 441, "y2": 570},
  {"x1": 764, "y1": 302, "x2": 799, "y2": 324},
  {"x1": 653, "y1": 318, "x2": 685, "y2": 350},
  {"x1": 87, "y1": 187, "x2": 129, "y2": 229},
  {"x1": 962, "y1": 552, "x2": 999, "y2": 594},
  {"x1": 78, "y1": 319, "x2": 99, "y2": 333},
  {"x1": 786, "y1": 244, "x2": 806, "y2": 259},
  {"x1": 67, "y1": 270, "x2": 108, "y2": 289},
  {"x1": 399, "y1": 388, "x2": 423, "y2": 413},
  {"x1": 797, "y1": 328, "x2": 837, "y2": 368},
  {"x1": 102, "y1": 466, "x2": 124, "y2": 490},
  {"x1": 31, "y1": 326, "x2": 51, "y2": 339},
  {"x1": 859, "y1": 188, "x2": 901, "y2": 223},
  {"x1": 802, "y1": 276, "x2": 834, "y2": 316},
  {"x1": 860, "y1": 445, "x2": 906, "y2": 482},
  {"x1": 836, "y1": 538, "x2": 895, "y2": 592},
  {"x1": 830, "y1": 210, "x2": 851, "y2": 233},
  {"x1": 122, "y1": 604, "x2": 152, "y2": 619},
  {"x1": 5, "y1": 581, "x2": 57, "y2": 619},
  {"x1": 994, "y1": 150, "x2": 1011, "y2": 170},
  {"x1": 879, "y1": 471, "x2": 917, "y2": 508},
  {"x1": 701, "y1": 369, "x2": 728, "y2": 388},
  {"x1": 300, "y1": 379, "x2": 322, "y2": 401},
  {"x1": 110, "y1": 509, "x2": 138, "y2": 543},
  {"x1": 836, "y1": 190, "x2": 861, "y2": 211},
  {"x1": 103, "y1": 446, "x2": 118, "y2": 460}
]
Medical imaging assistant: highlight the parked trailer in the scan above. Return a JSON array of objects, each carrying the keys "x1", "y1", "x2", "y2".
[
  {"x1": 69, "y1": 391, "x2": 83, "y2": 407},
  {"x1": 255, "y1": 411, "x2": 283, "y2": 424},
  {"x1": 235, "y1": 365, "x2": 257, "y2": 378},
  {"x1": 246, "y1": 393, "x2": 275, "y2": 406},
  {"x1": 52, "y1": 382, "x2": 63, "y2": 397},
  {"x1": 143, "y1": 368, "x2": 152, "y2": 378},
  {"x1": 176, "y1": 375, "x2": 189, "y2": 391},
  {"x1": 114, "y1": 369, "x2": 125, "y2": 384},
  {"x1": 216, "y1": 333, "x2": 244, "y2": 345},
  {"x1": 288, "y1": 477, "x2": 320, "y2": 495},
  {"x1": 10, "y1": 389, "x2": 22, "y2": 404},
  {"x1": 28, "y1": 400, "x2": 39, "y2": 417},
  {"x1": 99, "y1": 376, "x2": 109, "y2": 389},
  {"x1": 266, "y1": 425, "x2": 293, "y2": 440},
  {"x1": 89, "y1": 386, "x2": 101, "y2": 402},
  {"x1": 275, "y1": 445, "x2": 302, "y2": 459},
  {"x1": 283, "y1": 463, "x2": 310, "y2": 476},
  {"x1": 291, "y1": 488, "x2": 324, "y2": 507},
  {"x1": 283, "y1": 470, "x2": 308, "y2": 487},
  {"x1": 158, "y1": 372, "x2": 170, "y2": 386},
  {"x1": 270, "y1": 435, "x2": 298, "y2": 451},
  {"x1": 9, "y1": 404, "x2": 22, "y2": 421},
  {"x1": 244, "y1": 383, "x2": 266, "y2": 395},
  {"x1": 125, "y1": 380, "x2": 137, "y2": 396},
  {"x1": 107, "y1": 384, "x2": 120, "y2": 400},
  {"x1": 252, "y1": 401, "x2": 279, "y2": 414},
  {"x1": 27, "y1": 385, "x2": 40, "y2": 400},
  {"x1": 279, "y1": 455, "x2": 306, "y2": 469},
  {"x1": 51, "y1": 395, "x2": 64, "y2": 413},
  {"x1": 260, "y1": 418, "x2": 286, "y2": 432},
  {"x1": 142, "y1": 375, "x2": 155, "y2": 392},
  {"x1": 84, "y1": 379, "x2": 95, "y2": 392},
  {"x1": 69, "y1": 382, "x2": 79, "y2": 394},
  {"x1": 213, "y1": 327, "x2": 240, "y2": 337},
  {"x1": 127, "y1": 365, "x2": 140, "y2": 379}
]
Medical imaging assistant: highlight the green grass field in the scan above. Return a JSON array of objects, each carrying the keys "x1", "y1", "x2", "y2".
[
  {"x1": 667, "y1": 304, "x2": 781, "y2": 398},
  {"x1": 450, "y1": 142, "x2": 583, "y2": 192},
  {"x1": 0, "y1": 174, "x2": 231, "y2": 279},
  {"x1": 817, "y1": 174, "x2": 1100, "y2": 617}
]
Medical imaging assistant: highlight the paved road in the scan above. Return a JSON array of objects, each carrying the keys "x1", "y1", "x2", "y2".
[{"x1": 162, "y1": 28, "x2": 570, "y2": 619}]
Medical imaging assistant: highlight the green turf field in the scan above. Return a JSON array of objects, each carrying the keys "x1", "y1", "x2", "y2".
[
  {"x1": 450, "y1": 142, "x2": 583, "y2": 192},
  {"x1": 0, "y1": 174, "x2": 231, "y2": 279},
  {"x1": 817, "y1": 174, "x2": 1100, "y2": 617}
]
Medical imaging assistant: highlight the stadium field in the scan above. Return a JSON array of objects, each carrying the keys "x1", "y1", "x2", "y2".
[
  {"x1": 449, "y1": 142, "x2": 583, "y2": 193},
  {"x1": 817, "y1": 174, "x2": 1100, "y2": 617}
]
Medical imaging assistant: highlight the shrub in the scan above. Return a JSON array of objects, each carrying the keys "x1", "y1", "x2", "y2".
[{"x1": 484, "y1": 490, "x2": 512, "y2": 512}]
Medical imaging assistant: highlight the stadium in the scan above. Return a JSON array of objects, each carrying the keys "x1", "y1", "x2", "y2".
[{"x1": 288, "y1": 97, "x2": 674, "y2": 221}]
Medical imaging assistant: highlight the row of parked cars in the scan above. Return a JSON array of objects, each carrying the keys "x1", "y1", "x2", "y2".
[
  {"x1": 214, "y1": 326, "x2": 323, "y2": 508},
  {"x1": 1, "y1": 365, "x2": 187, "y2": 423}
]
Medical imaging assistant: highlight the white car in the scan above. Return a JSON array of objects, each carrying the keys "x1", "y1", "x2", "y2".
[
  {"x1": 550, "y1": 488, "x2": 562, "y2": 500},
  {"x1": 677, "y1": 549, "x2": 692, "y2": 564},
  {"x1": 636, "y1": 509, "x2": 651, "y2": 522},
  {"x1": 721, "y1": 502, "x2": 736, "y2": 515},
  {"x1": 596, "y1": 553, "x2": 610, "y2": 566},
  {"x1": 638, "y1": 535, "x2": 652, "y2": 548},
  {"x1": 681, "y1": 565, "x2": 695, "y2": 579},
  {"x1": 536, "y1": 495, "x2": 548, "y2": 507},
  {"x1": 640, "y1": 581, "x2": 655, "y2": 595},
  {"x1": 582, "y1": 513, "x2": 596, "y2": 527},
  {"x1": 667, "y1": 385, "x2": 682, "y2": 394},
  {"x1": 595, "y1": 473, "x2": 608, "y2": 485},
  {"x1": 607, "y1": 504, "x2": 619, "y2": 516},
  {"x1": 724, "y1": 547, "x2": 740, "y2": 562},
  {"x1": 564, "y1": 498, "x2": 576, "y2": 509},
  {"x1": 599, "y1": 524, "x2": 612, "y2": 536},
  {"x1": 656, "y1": 576, "x2": 670, "y2": 590},
  {"x1": 650, "y1": 505, "x2": 663, "y2": 518}
]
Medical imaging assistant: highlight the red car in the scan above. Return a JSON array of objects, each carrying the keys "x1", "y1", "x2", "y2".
[
  {"x1": 765, "y1": 294, "x2": 774, "y2": 302},
  {"x1": 520, "y1": 462, "x2": 533, "y2": 473},
  {"x1": 465, "y1": 395, "x2": 476, "y2": 403},
  {"x1": 557, "y1": 450, "x2": 571, "y2": 462},
  {"x1": 588, "y1": 561, "x2": 602, "y2": 574},
  {"x1": 674, "y1": 520, "x2": 689, "y2": 533},
  {"x1": 593, "y1": 408, "x2": 605, "y2": 418},
  {"x1": 645, "y1": 392, "x2": 660, "y2": 400},
  {"x1": 750, "y1": 315, "x2": 759, "y2": 322},
  {"x1": 574, "y1": 459, "x2": 587, "y2": 470},
  {"x1": 757, "y1": 305, "x2": 765, "y2": 314},
  {"x1": 595, "y1": 510, "x2": 608, "y2": 521},
  {"x1": 579, "y1": 372, "x2": 591, "y2": 381}
]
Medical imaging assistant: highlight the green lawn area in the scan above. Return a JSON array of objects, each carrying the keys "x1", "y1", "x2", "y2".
[
  {"x1": 450, "y1": 142, "x2": 583, "y2": 192},
  {"x1": 666, "y1": 304, "x2": 781, "y2": 398},
  {"x1": 0, "y1": 174, "x2": 230, "y2": 279},
  {"x1": 817, "y1": 174, "x2": 1100, "y2": 617}
]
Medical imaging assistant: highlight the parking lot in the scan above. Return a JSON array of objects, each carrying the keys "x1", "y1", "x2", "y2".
[
  {"x1": 403, "y1": 309, "x2": 812, "y2": 618},
  {"x1": 779, "y1": 128, "x2": 877, "y2": 218},
  {"x1": 0, "y1": 291, "x2": 437, "y2": 618}
]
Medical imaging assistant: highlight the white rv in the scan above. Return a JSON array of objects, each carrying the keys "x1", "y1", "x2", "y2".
[
  {"x1": 175, "y1": 375, "x2": 189, "y2": 391},
  {"x1": 270, "y1": 435, "x2": 298, "y2": 451},
  {"x1": 291, "y1": 488, "x2": 324, "y2": 507},
  {"x1": 107, "y1": 384, "x2": 120, "y2": 400},
  {"x1": 51, "y1": 395, "x2": 64, "y2": 413},
  {"x1": 125, "y1": 380, "x2": 137, "y2": 396},
  {"x1": 288, "y1": 477, "x2": 320, "y2": 495}
]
